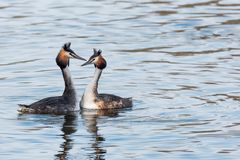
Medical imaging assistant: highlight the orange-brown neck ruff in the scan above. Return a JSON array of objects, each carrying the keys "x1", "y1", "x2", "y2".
[
  {"x1": 56, "y1": 48, "x2": 69, "y2": 69},
  {"x1": 95, "y1": 55, "x2": 107, "y2": 70}
]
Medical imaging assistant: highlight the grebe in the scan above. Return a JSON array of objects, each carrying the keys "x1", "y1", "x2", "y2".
[
  {"x1": 80, "y1": 48, "x2": 132, "y2": 109},
  {"x1": 18, "y1": 42, "x2": 86, "y2": 114}
]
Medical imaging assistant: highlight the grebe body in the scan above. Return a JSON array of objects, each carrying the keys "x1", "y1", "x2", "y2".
[
  {"x1": 18, "y1": 42, "x2": 86, "y2": 114},
  {"x1": 80, "y1": 49, "x2": 132, "y2": 109}
]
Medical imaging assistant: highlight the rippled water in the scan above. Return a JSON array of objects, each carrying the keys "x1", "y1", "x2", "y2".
[{"x1": 0, "y1": 0, "x2": 240, "y2": 159}]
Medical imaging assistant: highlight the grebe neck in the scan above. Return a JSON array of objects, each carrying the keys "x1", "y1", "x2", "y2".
[
  {"x1": 86, "y1": 68, "x2": 102, "y2": 97},
  {"x1": 61, "y1": 66, "x2": 76, "y2": 97},
  {"x1": 93, "y1": 67, "x2": 102, "y2": 87}
]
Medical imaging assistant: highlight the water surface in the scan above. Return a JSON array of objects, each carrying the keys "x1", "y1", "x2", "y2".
[{"x1": 0, "y1": 0, "x2": 240, "y2": 159}]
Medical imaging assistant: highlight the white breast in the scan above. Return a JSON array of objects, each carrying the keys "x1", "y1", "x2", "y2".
[
  {"x1": 80, "y1": 68, "x2": 102, "y2": 109},
  {"x1": 81, "y1": 96, "x2": 98, "y2": 109},
  {"x1": 80, "y1": 84, "x2": 98, "y2": 109}
]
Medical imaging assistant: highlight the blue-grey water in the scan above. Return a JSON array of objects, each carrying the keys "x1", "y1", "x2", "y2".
[{"x1": 1, "y1": 0, "x2": 240, "y2": 159}]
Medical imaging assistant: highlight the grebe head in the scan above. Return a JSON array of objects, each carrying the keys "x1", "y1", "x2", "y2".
[
  {"x1": 81, "y1": 48, "x2": 107, "y2": 70},
  {"x1": 56, "y1": 42, "x2": 86, "y2": 69}
]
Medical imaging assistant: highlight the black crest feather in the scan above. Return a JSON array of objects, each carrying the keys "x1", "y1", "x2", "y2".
[
  {"x1": 93, "y1": 48, "x2": 102, "y2": 55},
  {"x1": 93, "y1": 48, "x2": 98, "y2": 55},
  {"x1": 63, "y1": 42, "x2": 71, "y2": 51},
  {"x1": 97, "y1": 49, "x2": 102, "y2": 55}
]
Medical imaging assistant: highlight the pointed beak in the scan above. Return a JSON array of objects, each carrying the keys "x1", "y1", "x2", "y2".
[
  {"x1": 81, "y1": 59, "x2": 92, "y2": 66},
  {"x1": 70, "y1": 51, "x2": 86, "y2": 61}
]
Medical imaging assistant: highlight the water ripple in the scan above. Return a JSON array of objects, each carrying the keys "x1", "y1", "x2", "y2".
[
  {"x1": 0, "y1": 59, "x2": 41, "y2": 66},
  {"x1": 1, "y1": 0, "x2": 240, "y2": 159}
]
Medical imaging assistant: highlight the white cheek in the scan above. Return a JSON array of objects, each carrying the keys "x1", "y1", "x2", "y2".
[
  {"x1": 93, "y1": 58, "x2": 98, "y2": 63},
  {"x1": 65, "y1": 52, "x2": 72, "y2": 58}
]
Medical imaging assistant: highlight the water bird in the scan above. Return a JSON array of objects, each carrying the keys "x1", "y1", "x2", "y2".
[
  {"x1": 80, "y1": 48, "x2": 132, "y2": 109},
  {"x1": 18, "y1": 42, "x2": 86, "y2": 114}
]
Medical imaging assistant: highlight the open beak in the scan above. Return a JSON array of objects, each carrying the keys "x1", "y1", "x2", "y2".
[
  {"x1": 81, "y1": 59, "x2": 93, "y2": 66},
  {"x1": 70, "y1": 52, "x2": 86, "y2": 61}
]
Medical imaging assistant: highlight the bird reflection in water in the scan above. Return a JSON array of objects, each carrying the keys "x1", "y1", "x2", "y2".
[
  {"x1": 17, "y1": 113, "x2": 78, "y2": 160},
  {"x1": 55, "y1": 114, "x2": 78, "y2": 160},
  {"x1": 81, "y1": 109, "x2": 127, "y2": 160}
]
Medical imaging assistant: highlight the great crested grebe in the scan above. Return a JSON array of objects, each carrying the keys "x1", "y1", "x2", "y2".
[
  {"x1": 18, "y1": 42, "x2": 86, "y2": 114},
  {"x1": 80, "y1": 48, "x2": 132, "y2": 109}
]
